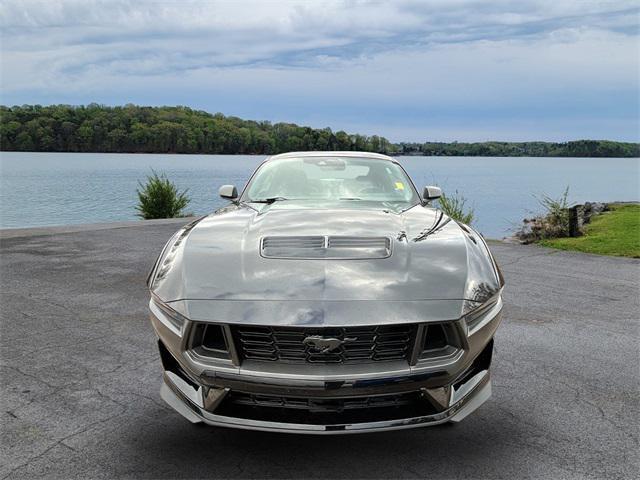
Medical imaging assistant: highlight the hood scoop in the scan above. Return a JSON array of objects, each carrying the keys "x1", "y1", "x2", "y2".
[{"x1": 261, "y1": 236, "x2": 392, "y2": 259}]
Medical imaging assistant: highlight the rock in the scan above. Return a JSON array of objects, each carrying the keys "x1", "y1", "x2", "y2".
[
  {"x1": 581, "y1": 202, "x2": 608, "y2": 224},
  {"x1": 514, "y1": 201, "x2": 612, "y2": 241}
]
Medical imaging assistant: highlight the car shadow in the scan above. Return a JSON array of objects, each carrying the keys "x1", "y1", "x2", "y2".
[{"x1": 117, "y1": 410, "x2": 525, "y2": 479}]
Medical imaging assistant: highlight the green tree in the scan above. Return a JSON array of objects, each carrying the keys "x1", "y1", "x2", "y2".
[
  {"x1": 136, "y1": 170, "x2": 191, "y2": 219},
  {"x1": 0, "y1": 104, "x2": 637, "y2": 157}
]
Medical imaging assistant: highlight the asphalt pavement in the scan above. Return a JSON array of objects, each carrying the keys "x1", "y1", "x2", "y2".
[{"x1": 1, "y1": 219, "x2": 638, "y2": 479}]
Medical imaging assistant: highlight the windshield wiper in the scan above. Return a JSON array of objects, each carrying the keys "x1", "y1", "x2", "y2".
[
  {"x1": 339, "y1": 197, "x2": 364, "y2": 201},
  {"x1": 250, "y1": 196, "x2": 291, "y2": 204}
]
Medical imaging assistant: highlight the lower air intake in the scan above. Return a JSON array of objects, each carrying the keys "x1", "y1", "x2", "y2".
[{"x1": 216, "y1": 391, "x2": 437, "y2": 425}]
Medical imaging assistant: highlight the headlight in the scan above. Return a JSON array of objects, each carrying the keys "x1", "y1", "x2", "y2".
[
  {"x1": 151, "y1": 294, "x2": 188, "y2": 336},
  {"x1": 464, "y1": 293, "x2": 502, "y2": 336},
  {"x1": 147, "y1": 220, "x2": 200, "y2": 290},
  {"x1": 147, "y1": 228, "x2": 185, "y2": 289}
]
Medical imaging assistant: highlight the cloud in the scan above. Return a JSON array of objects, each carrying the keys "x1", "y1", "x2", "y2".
[{"x1": 1, "y1": 0, "x2": 638, "y2": 141}]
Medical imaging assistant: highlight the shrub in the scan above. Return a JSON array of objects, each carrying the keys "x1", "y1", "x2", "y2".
[
  {"x1": 437, "y1": 190, "x2": 474, "y2": 224},
  {"x1": 514, "y1": 186, "x2": 571, "y2": 242},
  {"x1": 136, "y1": 170, "x2": 190, "y2": 219},
  {"x1": 534, "y1": 186, "x2": 570, "y2": 236}
]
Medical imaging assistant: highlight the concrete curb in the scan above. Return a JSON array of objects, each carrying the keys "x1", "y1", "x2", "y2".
[
  {"x1": 0, "y1": 217, "x2": 198, "y2": 240},
  {"x1": 1, "y1": 217, "x2": 513, "y2": 244}
]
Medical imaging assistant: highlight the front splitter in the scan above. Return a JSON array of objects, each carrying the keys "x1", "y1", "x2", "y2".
[{"x1": 159, "y1": 369, "x2": 491, "y2": 434}]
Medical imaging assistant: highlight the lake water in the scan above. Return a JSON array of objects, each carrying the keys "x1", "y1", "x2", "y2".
[{"x1": 1, "y1": 152, "x2": 638, "y2": 238}]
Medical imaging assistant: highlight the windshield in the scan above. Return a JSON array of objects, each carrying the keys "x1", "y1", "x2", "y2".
[{"x1": 242, "y1": 156, "x2": 420, "y2": 206}]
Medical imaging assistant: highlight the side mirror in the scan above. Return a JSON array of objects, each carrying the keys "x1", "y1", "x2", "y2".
[
  {"x1": 423, "y1": 186, "x2": 442, "y2": 201},
  {"x1": 219, "y1": 185, "x2": 238, "y2": 200}
]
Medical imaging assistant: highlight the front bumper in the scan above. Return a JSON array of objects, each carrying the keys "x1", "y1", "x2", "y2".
[
  {"x1": 149, "y1": 297, "x2": 502, "y2": 434},
  {"x1": 160, "y1": 367, "x2": 492, "y2": 434}
]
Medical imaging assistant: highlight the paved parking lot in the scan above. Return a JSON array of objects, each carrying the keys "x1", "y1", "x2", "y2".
[{"x1": 1, "y1": 220, "x2": 638, "y2": 479}]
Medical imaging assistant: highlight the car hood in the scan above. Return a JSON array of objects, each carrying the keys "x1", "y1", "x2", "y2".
[{"x1": 150, "y1": 203, "x2": 502, "y2": 325}]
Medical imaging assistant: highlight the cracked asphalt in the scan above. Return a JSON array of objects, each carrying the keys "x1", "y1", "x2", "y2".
[{"x1": 1, "y1": 220, "x2": 638, "y2": 479}]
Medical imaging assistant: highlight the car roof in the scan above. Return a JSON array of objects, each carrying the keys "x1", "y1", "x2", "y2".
[{"x1": 266, "y1": 151, "x2": 397, "y2": 162}]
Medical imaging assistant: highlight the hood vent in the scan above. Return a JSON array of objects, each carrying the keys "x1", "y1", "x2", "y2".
[{"x1": 261, "y1": 236, "x2": 391, "y2": 259}]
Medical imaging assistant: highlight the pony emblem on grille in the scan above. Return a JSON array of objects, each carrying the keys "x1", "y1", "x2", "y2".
[{"x1": 303, "y1": 335, "x2": 357, "y2": 353}]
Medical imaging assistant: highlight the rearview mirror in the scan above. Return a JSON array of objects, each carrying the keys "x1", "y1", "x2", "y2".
[
  {"x1": 219, "y1": 185, "x2": 238, "y2": 200},
  {"x1": 423, "y1": 186, "x2": 442, "y2": 201}
]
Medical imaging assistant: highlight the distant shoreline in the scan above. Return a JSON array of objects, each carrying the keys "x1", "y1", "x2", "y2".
[
  {"x1": 2, "y1": 151, "x2": 639, "y2": 159},
  {"x1": 2, "y1": 104, "x2": 639, "y2": 158}
]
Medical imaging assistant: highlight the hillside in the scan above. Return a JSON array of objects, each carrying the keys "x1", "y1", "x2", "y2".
[{"x1": 1, "y1": 104, "x2": 638, "y2": 157}]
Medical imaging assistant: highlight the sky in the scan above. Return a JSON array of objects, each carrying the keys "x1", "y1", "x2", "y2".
[{"x1": 1, "y1": 0, "x2": 639, "y2": 142}]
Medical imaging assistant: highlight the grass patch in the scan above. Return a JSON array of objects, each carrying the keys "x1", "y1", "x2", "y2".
[{"x1": 539, "y1": 204, "x2": 640, "y2": 258}]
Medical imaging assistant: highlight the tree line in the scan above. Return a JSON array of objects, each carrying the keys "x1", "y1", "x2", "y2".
[
  {"x1": 1, "y1": 104, "x2": 638, "y2": 157},
  {"x1": 396, "y1": 140, "x2": 640, "y2": 158},
  {"x1": 0, "y1": 104, "x2": 392, "y2": 155}
]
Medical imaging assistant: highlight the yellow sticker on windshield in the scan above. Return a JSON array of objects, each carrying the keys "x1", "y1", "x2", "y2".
[{"x1": 395, "y1": 182, "x2": 405, "y2": 190}]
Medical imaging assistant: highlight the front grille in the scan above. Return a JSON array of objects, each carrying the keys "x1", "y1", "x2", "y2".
[{"x1": 231, "y1": 324, "x2": 417, "y2": 364}]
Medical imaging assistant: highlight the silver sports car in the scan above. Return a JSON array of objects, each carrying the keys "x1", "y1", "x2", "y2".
[{"x1": 147, "y1": 151, "x2": 504, "y2": 434}]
